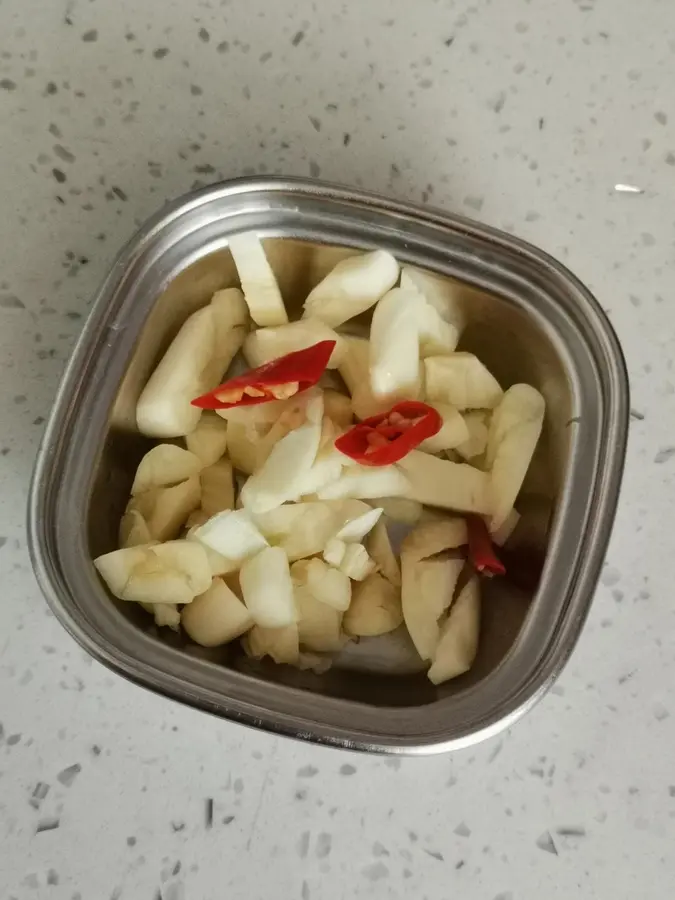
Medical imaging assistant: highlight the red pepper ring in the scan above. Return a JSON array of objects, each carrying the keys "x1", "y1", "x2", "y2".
[
  {"x1": 191, "y1": 340, "x2": 336, "y2": 409},
  {"x1": 466, "y1": 515, "x2": 506, "y2": 577},
  {"x1": 335, "y1": 400, "x2": 442, "y2": 466}
]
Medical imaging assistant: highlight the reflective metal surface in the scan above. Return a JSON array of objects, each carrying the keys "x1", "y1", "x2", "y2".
[{"x1": 28, "y1": 177, "x2": 629, "y2": 753}]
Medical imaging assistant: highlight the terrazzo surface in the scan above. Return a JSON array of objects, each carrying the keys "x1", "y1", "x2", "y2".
[{"x1": 1, "y1": 0, "x2": 674, "y2": 897}]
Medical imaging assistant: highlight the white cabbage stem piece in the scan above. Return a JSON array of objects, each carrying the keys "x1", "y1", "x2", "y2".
[
  {"x1": 397, "y1": 450, "x2": 492, "y2": 515},
  {"x1": 424, "y1": 353, "x2": 503, "y2": 411},
  {"x1": 185, "y1": 412, "x2": 229, "y2": 467},
  {"x1": 303, "y1": 250, "x2": 399, "y2": 327},
  {"x1": 228, "y1": 232, "x2": 289, "y2": 327},
  {"x1": 239, "y1": 546, "x2": 297, "y2": 628},
  {"x1": 369, "y1": 288, "x2": 421, "y2": 401},
  {"x1": 131, "y1": 445, "x2": 203, "y2": 495},
  {"x1": 136, "y1": 288, "x2": 248, "y2": 437},
  {"x1": 427, "y1": 577, "x2": 481, "y2": 684},
  {"x1": 486, "y1": 384, "x2": 546, "y2": 531},
  {"x1": 343, "y1": 573, "x2": 402, "y2": 637},
  {"x1": 243, "y1": 320, "x2": 345, "y2": 368},
  {"x1": 181, "y1": 578, "x2": 254, "y2": 647}
]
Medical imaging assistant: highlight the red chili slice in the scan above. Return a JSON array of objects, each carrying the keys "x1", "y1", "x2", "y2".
[
  {"x1": 191, "y1": 340, "x2": 336, "y2": 410},
  {"x1": 466, "y1": 515, "x2": 506, "y2": 577},
  {"x1": 334, "y1": 400, "x2": 442, "y2": 466}
]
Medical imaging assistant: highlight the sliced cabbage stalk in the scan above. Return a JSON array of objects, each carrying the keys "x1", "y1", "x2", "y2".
[
  {"x1": 131, "y1": 445, "x2": 203, "y2": 495},
  {"x1": 226, "y1": 420, "x2": 261, "y2": 475},
  {"x1": 240, "y1": 411, "x2": 323, "y2": 513},
  {"x1": 322, "y1": 390, "x2": 353, "y2": 429},
  {"x1": 418, "y1": 403, "x2": 470, "y2": 454},
  {"x1": 486, "y1": 384, "x2": 546, "y2": 530},
  {"x1": 119, "y1": 509, "x2": 153, "y2": 548},
  {"x1": 399, "y1": 265, "x2": 466, "y2": 332},
  {"x1": 191, "y1": 509, "x2": 269, "y2": 573},
  {"x1": 239, "y1": 546, "x2": 296, "y2": 627},
  {"x1": 323, "y1": 537, "x2": 347, "y2": 567},
  {"x1": 401, "y1": 517, "x2": 468, "y2": 562},
  {"x1": 295, "y1": 585, "x2": 344, "y2": 652},
  {"x1": 369, "y1": 288, "x2": 421, "y2": 400},
  {"x1": 343, "y1": 573, "x2": 402, "y2": 637},
  {"x1": 294, "y1": 651, "x2": 333, "y2": 674},
  {"x1": 254, "y1": 502, "x2": 341, "y2": 561},
  {"x1": 185, "y1": 508, "x2": 210, "y2": 530},
  {"x1": 142, "y1": 602, "x2": 181, "y2": 630},
  {"x1": 339, "y1": 543, "x2": 376, "y2": 581},
  {"x1": 185, "y1": 526, "x2": 233, "y2": 577},
  {"x1": 181, "y1": 578, "x2": 253, "y2": 647},
  {"x1": 303, "y1": 249, "x2": 399, "y2": 327},
  {"x1": 424, "y1": 353, "x2": 503, "y2": 410},
  {"x1": 366, "y1": 519, "x2": 401, "y2": 586},
  {"x1": 228, "y1": 232, "x2": 289, "y2": 327},
  {"x1": 366, "y1": 497, "x2": 423, "y2": 525},
  {"x1": 338, "y1": 336, "x2": 391, "y2": 421},
  {"x1": 417, "y1": 304, "x2": 460, "y2": 358},
  {"x1": 427, "y1": 576, "x2": 480, "y2": 684},
  {"x1": 199, "y1": 459, "x2": 234, "y2": 517},
  {"x1": 243, "y1": 320, "x2": 345, "y2": 369},
  {"x1": 136, "y1": 289, "x2": 248, "y2": 437},
  {"x1": 185, "y1": 412, "x2": 229, "y2": 467},
  {"x1": 401, "y1": 555, "x2": 465, "y2": 661},
  {"x1": 129, "y1": 475, "x2": 201, "y2": 541},
  {"x1": 456, "y1": 411, "x2": 489, "y2": 461},
  {"x1": 397, "y1": 450, "x2": 492, "y2": 515},
  {"x1": 94, "y1": 540, "x2": 212, "y2": 606},
  {"x1": 334, "y1": 506, "x2": 383, "y2": 543},
  {"x1": 243, "y1": 624, "x2": 299, "y2": 665},
  {"x1": 490, "y1": 507, "x2": 521, "y2": 545},
  {"x1": 302, "y1": 558, "x2": 351, "y2": 611},
  {"x1": 317, "y1": 464, "x2": 410, "y2": 502}
]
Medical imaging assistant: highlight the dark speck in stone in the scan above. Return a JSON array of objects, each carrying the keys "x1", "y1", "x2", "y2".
[
  {"x1": 343, "y1": 133, "x2": 351, "y2": 146},
  {"x1": 297, "y1": 765, "x2": 318, "y2": 778},
  {"x1": 29, "y1": 782, "x2": 50, "y2": 809},
  {"x1": 112, "y1": 186, "x2": 128, "y2": 201},
  {"x1": 493, "y1": 894, "x2": 514, "y2": 900},
  {"x1": 556, "y1": 826, "x2": 586, "y2": 837},
  {"x1": 190, "y1": 85, "x2": 203, "y2": 96},
  {"x1": 362, "y1": 862, "x2": 389, "y2": 881},
  {"x1": 217, "y1": 41, "x2": 230, "y2": 53},
  {"x1": 444, "y1": 37, "x2": 455, "y2": 46},
  {"x1": 292, "y1": 30, "x2": 306, "y2": 46},
  {"x1": 57, "y1": 763, "x2": 82, "y2": 787},
  {"x1": 309, "y1": 161, "x2": 321, "y2": 178},
  {"x1": 233, "y1": 777, "x2": 244, "y2": 794},
  {"x1": 153, "y1": 48, "x2": 170, "y2": 59},
  {"x1": 536, "y1": 831, "x2": 558, "y2": 855},
  {"x1": 172, "y1": 861, "x2": 181, "y2": 876},
  {"x1": 171, "y1": 821, "x2": 185, "y2": 832},
  {"x1": 456, "y1": 860, "x2": 466, "y2": 869},
  {"x1": 373, "y1": 842, "x2": 389, "y2": 857},
  {"x1": 666, "y1": 152, "x2": 675, "y2": 166},
  {"x1": 297, "y1": 830, "x2": 310, "y2": 858},
  {"x1": 194, "y1": 163, "x2": 215, "y2": 174},
  {"x1": 309, "y1": 116, "x2": 321, "y2": 132},
  {"x1": 223, "y1": 815, "x2": 235, "y2": 825},
  {"x1": 47, "y1": 869, "x2": 59, "y2": 886},
  {"x1": 316, "y1": 832, "x2": 332, "y2": 858},
  {"x1": 45, "y1": 81, "x2": 58, "y2": 95},
  {"x1": 53, "y1": 145, "x2": 75, "y2": 163},
  {"x1": 0, "y1": 78, "x2": 17, "y2": 91},
  {"x1": 668, "y1": 786, "x2": 675, "y2": 797},
  {"x1": 301, "y1": 882, "x2": 310, "y2": 900},
  {"x1": 126, "y1": 836, "x2": 137, "y2": 847},
  {"x1": 424, "y1": 849, "x2": 444, "y2": 861},
  {"x1": 654, "y1": 447, "x2": 675, "y2": 464},
  {"x1": 52, "y1": 168, "x2": 66, "y2": 184},
  {"x1": 539, "y1": 117, "x2": 545, "y2": 130},
  {"x1": 295, "y1": 788, "x2": 308, "y2": 801},
  {"x1": 260, "y1": 51, "x2": 272, "y2": 63},
  {"x1": 48, "y1": 123, "x2": 62, "y2": 138},
  {"x1": 655, "y1": 111, "x2": 667, "y2": 125},
  {"x1": 198, "y1": 27, "x2": 210, "y2": 42},
  {"x1": 91, "y1": 744, "x2": 102, "y2": 756},
  {"x1": 340, "y1": 764, "x2": 356, "y2": 776},
  {"x1": 205, "y1": 798, "x2": 214, "y2": 828},
  {"x1": 0, "y1": 295, "x2": 25, "y2": 309},
  {"x1": 490, "y1": 91, "x2": 507, "y2": 113},
  {"x1": 630, "y1": 408, "x2": 644, "y2": 421},
  {"x1": 82, "y1": 29, "x2": 98, "y2": 43},
  {"x1": 36, "y1": 817, "x2": 60, "y2": 833},
  {"x1": 454, "y1": 822, "x2": 471, "y2": 837}
]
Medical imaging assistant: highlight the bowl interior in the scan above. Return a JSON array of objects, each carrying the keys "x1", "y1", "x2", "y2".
[{"x1": 88, "y1": 238, "x2": 570, "y2": 709}]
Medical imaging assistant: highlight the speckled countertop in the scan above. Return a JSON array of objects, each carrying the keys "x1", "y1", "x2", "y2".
[{"x1": 1, "y1": 0, "x2": 674, "y2": 897}]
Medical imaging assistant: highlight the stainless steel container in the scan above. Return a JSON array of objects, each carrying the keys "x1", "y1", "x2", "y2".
[{"x1": 28, "y1": 177, "x2": 629, "y2": 753}]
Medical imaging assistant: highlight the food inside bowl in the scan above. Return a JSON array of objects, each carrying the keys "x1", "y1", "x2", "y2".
[{"x1": 93, "y1": 235, "x2": 546, "y2": 685}]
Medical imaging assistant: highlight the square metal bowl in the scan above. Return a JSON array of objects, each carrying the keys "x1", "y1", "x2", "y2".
[{"x1": 28, "y1": 177, "x2": 628, "y2": 753}]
